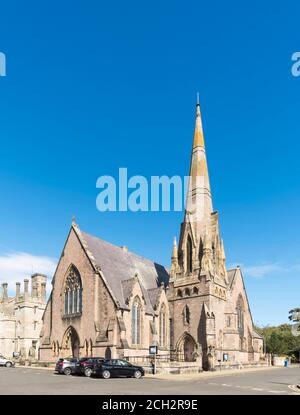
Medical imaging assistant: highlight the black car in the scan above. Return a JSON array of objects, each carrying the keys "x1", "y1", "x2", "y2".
[
  {"x1": 92, "y1": 359, "x2": 144, "y2": 379},
  {"x1": 74, "y1": 357, "x2": 105, "y2": 377}
]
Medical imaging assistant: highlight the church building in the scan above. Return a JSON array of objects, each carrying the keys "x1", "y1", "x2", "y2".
[{"x1": 39, "y1": 101, "x2": 263, "y2": 370}]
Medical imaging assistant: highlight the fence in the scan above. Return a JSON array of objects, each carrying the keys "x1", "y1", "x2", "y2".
[{"x1": 124, "y1": 353, "x2": 193, "y2": 365}]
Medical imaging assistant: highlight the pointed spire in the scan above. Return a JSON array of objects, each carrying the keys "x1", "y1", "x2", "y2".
[
  {"x1": 172, "y1": 237, "x2": 178, "y2": 259},
  {"x1": 170, "y1": 236, "x2": 178, "y2": 278},
  {"x1": 184, "y1": 98, "x2": 213, "y2": 231},
  {"x1": 193, "y1": 94, "x2": 205, "y2": 148}
]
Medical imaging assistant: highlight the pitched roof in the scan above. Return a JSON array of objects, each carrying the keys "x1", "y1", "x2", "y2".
[
  {"x1": 147, "y1": 287, "x2": 162, "y2": 309},
  {"x1": 227, "y1": 268, "x2": 238, "y2": 288},
  {"x1": 252, "y1": 330, "x2": 263, "y2": 339},
  {"x1": 75, "y1": 226, "x2": 169, "y2": 312}
]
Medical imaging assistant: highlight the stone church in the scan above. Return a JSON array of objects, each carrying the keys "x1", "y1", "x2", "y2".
[{"x1": 39, "y1": 101, "x2": 263, "y2": 369}]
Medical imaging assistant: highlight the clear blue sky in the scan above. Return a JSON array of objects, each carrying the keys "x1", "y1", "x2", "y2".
[{"x1": 0, "y1": 0, "x2": 299, "y2": 326}]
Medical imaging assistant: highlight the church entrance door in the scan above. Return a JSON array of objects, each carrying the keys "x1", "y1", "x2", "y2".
[
  {"x1": 62, "y1": 326, "x2": 80, "y2": 358},
  {"x1": 176, "y1": 332, "x2": 197, "y2": 362},
  {"x1": 183, "y1": 336, "x2": 195, "y2": 362}
]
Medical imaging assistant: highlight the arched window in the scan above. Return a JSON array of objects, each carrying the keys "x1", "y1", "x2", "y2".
[
  {"x1": 183, "y1": 305, "x2": 190, "y2": 325},
  {"x1": 193, "y1": 286, "x2": 199, "y2": 295},
  {"x1": 132, "y1": 298, "x2": 141, "y2": 345},
  {"x1": 186, "y1": 235, "x2": 193, "y2": 274},
  {"x1": 236, "y1": 295, "x2": 244, "y2": 336},
  {"x1": 159, "y1": 304, "x2": 167, "y2": 348},
  {"x1": 64, "y1": 265, "x2": 83, "y2": 316},
  {"x1": 184, "y1": 287, "x2": 190, "y2": 296},
  {"x1": 177, "y1": 289, "x2": 183, "y2": 298}
]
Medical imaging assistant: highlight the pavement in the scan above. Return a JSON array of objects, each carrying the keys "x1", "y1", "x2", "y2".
[{"x1": 0, "y1": 365, "x2": 300, "y2": 395}]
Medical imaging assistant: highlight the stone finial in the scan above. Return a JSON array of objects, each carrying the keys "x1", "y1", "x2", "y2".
[
  {"x1": 2, "y1": 283, "x2": 8, "y2": 301},
  {"x1": 16, "y1": 282, "x2": 21, "y2": 300},
  {"x1": 24, "y1": 279, "x2": 29, "y2": 299},
  {"x1": 171, "y1": 237, "x2": 177, "y2": 260}
]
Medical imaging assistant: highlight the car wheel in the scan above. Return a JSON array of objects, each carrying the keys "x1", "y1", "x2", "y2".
[
  {"x1": 102, "y1": 370, "x2": 111, "y2": 379},
  {"x1": 133, "y1": 370, "x2": 142, "y2": 379},
  {"x1": 84, "y1": 367, "x2": 93, "y2": 377},
  {"x1": 5, "y1": 362, "x2": 12, "y2": 368},
  {"x1": 63, "y1": 367, "x2": 72, "y2": 376}
]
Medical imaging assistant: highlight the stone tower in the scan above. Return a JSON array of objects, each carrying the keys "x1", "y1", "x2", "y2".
[{"x1": 168, "y1": 97, "x2": 228, "y2": 368}]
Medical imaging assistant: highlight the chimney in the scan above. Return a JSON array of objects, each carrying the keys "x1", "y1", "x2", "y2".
[
  {"x1": 24, "y1": 279, "x2": 29, "y2": 299},
  {"x1": 2, "y1": 283, "x2": 8, "y2": 302},
  {"x1": 41, "y1": 282, "x2": 46, "y2": 302},
  {"x1": 16, "y1": 282, "x2": 20, "y2": 301}
]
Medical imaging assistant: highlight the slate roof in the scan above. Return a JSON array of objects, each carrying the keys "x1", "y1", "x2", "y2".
[{"x1": 77, "y1": 228, "x2": 169, "y2": 313}]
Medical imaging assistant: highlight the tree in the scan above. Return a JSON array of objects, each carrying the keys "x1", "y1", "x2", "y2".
[{"x1": 255, "y1": 322, "x2": 300, "y2": 360}]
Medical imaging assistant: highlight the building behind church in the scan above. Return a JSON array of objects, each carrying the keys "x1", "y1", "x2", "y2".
[
  {"x1": 0, "y1": 275, "x2": 47, "y2": 360},
  {"x1": 39, "y1": 101, "x2": 264, "y2": 370}
]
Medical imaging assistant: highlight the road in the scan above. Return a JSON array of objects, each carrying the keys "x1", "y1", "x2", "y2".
[{"x1": 0, "y1": 366, "x2": 300, "y2": 395}]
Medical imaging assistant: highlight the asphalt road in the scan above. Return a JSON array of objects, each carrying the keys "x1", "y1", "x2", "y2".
[{"x1": 0, "y1": 366, "x2": 300, "y2": 395}]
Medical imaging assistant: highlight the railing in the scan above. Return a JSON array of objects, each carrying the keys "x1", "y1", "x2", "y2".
[{"x1": 124, "y1": 353, "x2": 195, "y2": 365}]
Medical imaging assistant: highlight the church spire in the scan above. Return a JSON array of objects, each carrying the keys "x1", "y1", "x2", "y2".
[
  {"x1": 193, "y1": 93, "x2": 205, "y2": 148},
  {"x1": 170, "y1": 237, "x2": 178, "y2": 278},
  {"x1": 184, "y1": 97, "x2": 213, "y2": 235}
]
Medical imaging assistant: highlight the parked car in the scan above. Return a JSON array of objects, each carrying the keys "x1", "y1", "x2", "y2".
[
  {"x1": 0, "y1": 354, "x2": 14, "y2": 368},
  {"x1": 74, "y1": 357, "x2": 105, "y2": 377},
  {"x1": 92, "y1": 359, "x2": 144, "y2": 379},
  {"x1": 55, "y1": 358, "x2": 79, "y2": 375}
]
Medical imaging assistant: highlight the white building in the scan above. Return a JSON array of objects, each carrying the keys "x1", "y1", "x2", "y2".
[{"x1": 0, "y1": 274, "x2": 47, "y2": 360}]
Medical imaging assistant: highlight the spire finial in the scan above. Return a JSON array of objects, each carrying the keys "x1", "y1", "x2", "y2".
[
  {"x1": 72, "y1": 215, "x2": 76, "y2": 225},
  {"x1": 196, "y1": 92, "x2": 200, "y2": 105},
  {"x1": 172, "y1": 236, "x2": 178, "y2": 259}
]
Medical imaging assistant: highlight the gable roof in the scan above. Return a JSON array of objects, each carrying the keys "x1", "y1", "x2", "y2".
[{"x1": 73, "y1": 224, "x2": 169, "y2": 313}]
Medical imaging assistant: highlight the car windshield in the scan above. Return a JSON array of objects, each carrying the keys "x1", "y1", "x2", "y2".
[{"x1": 118, "y1": 360, "x2": 131, "y2": 366}]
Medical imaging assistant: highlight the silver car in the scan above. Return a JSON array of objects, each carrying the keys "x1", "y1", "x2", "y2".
[{"x1": 0, "y1": 354, "x2": 14, "y2": 367}]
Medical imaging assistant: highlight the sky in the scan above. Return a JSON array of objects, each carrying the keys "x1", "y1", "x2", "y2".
[{"x1": 0, "y1": 0, "x2": 299, "y2": 326}]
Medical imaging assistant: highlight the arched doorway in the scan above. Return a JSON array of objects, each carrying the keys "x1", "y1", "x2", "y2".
[
  {"x1": 176, "y1": 333, "x2": 198, "y2": 362},
  {"x1": 62, "y1": 326, "x2": 80, "y2": 358}
]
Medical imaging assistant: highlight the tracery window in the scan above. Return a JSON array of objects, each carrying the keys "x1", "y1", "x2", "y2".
[
  {"x1": 64, "y1": 265, "x2": 82, "y2": 316},
  {"x1": 186, "y1": 235, "x2": 193, "y2": 274},
  {"x1": 183, "y1": 305, "x2": 190, "y2": 325},
  {"x1": 132, "y1": 298, "x2": 141, "y2": 345},
  {"x1": 236, "y1": 295, "x2": 244, "y2": 336},
  {"x1": 159, "y1": 304, "x2": 167, "y2": 348}
]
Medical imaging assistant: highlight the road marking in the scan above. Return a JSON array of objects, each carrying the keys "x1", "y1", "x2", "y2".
[
  {"x1": 288, "y1": 385, "x2": 300, "y2": 393},
  {"x1": 267, "y1": 390, "x2": 286, "y2": 394},
  {"x1": 222, "y1": 384, "x2": 232, "y2": 387},
  {"x1": 252, "y1": 388, "x2": 264, "y2": 391}
]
